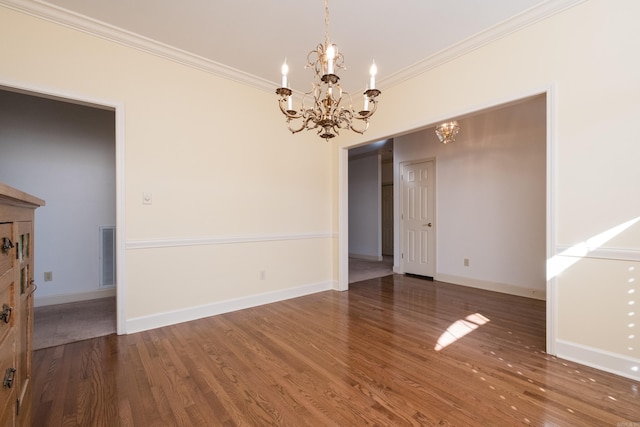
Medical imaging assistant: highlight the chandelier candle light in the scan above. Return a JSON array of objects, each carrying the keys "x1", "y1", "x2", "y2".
[{"x1": 276, "y1": 0, "x2": 381, "y2": 140}]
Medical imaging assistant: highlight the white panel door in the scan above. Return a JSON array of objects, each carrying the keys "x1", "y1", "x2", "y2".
[{"x1": 401, "y1": 160, "x2": 435, "y2": 277}]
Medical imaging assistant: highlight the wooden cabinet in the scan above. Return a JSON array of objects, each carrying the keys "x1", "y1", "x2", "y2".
[{"x1": 0, "y1": 183, "x2": 44, "y2": 427}]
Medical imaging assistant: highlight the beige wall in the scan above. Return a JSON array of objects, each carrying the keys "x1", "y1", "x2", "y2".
[
  {"x1": 2, "y1": 0, "x2": 639, "y2": 379},
  {"x1": 338, "y1": 0, "x2": 640, "y2": 379},
  {"x1": 0, "y1": 6, "x2": 336, "y2": 329}
]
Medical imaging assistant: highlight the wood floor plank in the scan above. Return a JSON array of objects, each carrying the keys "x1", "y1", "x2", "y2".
[{"x1": 32, "y1": 275, "x2": 640, "y2": 426}]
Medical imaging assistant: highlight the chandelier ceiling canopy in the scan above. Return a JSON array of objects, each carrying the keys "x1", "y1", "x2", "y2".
[{"x1": 276, "y1": 0, "x2": 381, "y2": 140}]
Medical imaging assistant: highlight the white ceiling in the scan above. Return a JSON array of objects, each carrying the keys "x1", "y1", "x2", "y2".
[{"x1": 14, "y1": 0, "x2": 579, "y2": 93}]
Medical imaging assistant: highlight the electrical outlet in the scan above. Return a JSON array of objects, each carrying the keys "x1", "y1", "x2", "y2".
[
  {"x1": 44, "y1": 271, "x2": 53, "y2": 281},
  {"x1": 260, "y1": 270, "x2": 266, "y2": 280},
  {"x1": 464, "y1": 258, "x2": 470, "y2": 267}
]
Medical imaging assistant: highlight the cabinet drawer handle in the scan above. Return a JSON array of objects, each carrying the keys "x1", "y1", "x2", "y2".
[
  {"x1": 0, "y1": 304, "x2": 12, "y2": 324},
  {"x1": 3, "y1": 367, "x2": 15, "y2": 388},
  {"x1": 1, "y1": 237, "x2": 13, "y2": 254}
]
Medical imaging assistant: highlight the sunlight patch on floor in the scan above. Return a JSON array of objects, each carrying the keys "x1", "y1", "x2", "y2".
[{"x1": 434, "y1": 313, "x2": 490, "y2": 351}]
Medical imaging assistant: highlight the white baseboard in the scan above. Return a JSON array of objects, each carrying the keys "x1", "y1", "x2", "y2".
[
  {"x1": 126, "y1": 281, "x2": 333, "y2": 334},
  {"x1": 349, "y1": 253, "x2": 383, "y2": 262},
  {"x1": 555, "y1": 339, "x2": 640, "y2": 382},
  {"x1": 435, "y1": 273, "x2": 546, "y2": 300},
  {"x1": 34, "y1": 287, "x2": 116, "y2": 307}
]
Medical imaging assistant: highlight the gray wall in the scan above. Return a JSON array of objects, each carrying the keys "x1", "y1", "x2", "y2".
[
  {"x1": 348, "y1": 153, "x2": 381, "y2": 260},
  {"x1": 0, "y1": 90, "x2": 116, "y2": 304},
  {"x1": 395, "y1": 95, "x2": 546, "y2": 295}
]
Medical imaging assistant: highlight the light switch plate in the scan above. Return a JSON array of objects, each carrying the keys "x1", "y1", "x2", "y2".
[{"x1": 143, "y1": 192, "x2": 152, "y2": 205}]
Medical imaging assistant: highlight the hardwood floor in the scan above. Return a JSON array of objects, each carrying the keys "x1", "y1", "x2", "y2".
[{"x1": 32, "y1": 275, "x2": 640, "y2": 426}]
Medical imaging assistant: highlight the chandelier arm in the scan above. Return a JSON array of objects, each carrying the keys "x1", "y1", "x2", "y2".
[
  {"x1": 333, "y1": 52, "x2": 345, "y2": 71},
  {"x1": 307, "y1": 44, "x2": 325, "y2": 72},
  {"x1": 302, "y1": 108, "x2": 318, "y2": 125},
  {"x1": 349, "y1": 117, "x2": 370, "y2": 134},
  {"x1": 357, "y1": 98, "x2": 378, "y2": 119},
  {"x1": 278, "y1": 98, "x2": 301, "y2": 119},
  {"x1": 286, "y1": 119, "x2": 306, "y2": 134},
  {"x1": 301, "y1": 90, "x2": 318, "y2": 112},
  {"x1": 285, "y1": 114, "x2": 312, "y2": 134},
  {"x1": 335, "y1": 108, "x2": 353, "y2": 129}
]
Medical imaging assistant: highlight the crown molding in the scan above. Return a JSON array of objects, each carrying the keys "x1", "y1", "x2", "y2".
[
  {"x1": 0, "y1": 0, "x2": 276, "y2": 93},
  {"x1": 1, "y1": 0, "x2": 585, "y2": 94},
  {"x1": 379, "y1": 0, "x2": 586, "y2": 90}
]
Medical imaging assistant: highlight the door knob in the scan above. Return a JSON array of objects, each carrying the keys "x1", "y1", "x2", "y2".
[{"x1": 423, "y1": 223, "x2": 432, "y2": 227}]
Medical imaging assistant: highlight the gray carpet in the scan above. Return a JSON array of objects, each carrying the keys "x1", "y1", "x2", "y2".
[
  {"x1": 349, "y1": 256, "x2": 394, "y2": 283},
  {"x1": 33, "y1": 297, "x2": 116, "y2": 350}
]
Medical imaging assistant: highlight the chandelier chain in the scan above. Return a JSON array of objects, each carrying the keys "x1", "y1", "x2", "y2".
[{"x1": 324, "y1": 0, "x2": 330, "y2": 47}]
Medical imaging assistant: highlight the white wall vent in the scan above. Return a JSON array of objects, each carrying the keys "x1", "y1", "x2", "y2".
[{"x1": 99, "y1": 226, "x2": 116, "y2": 287}]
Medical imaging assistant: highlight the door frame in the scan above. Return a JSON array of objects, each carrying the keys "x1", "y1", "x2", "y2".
[
  {"x1": 398, "y1": 158, "x2": 436, "y2": 277},
  {"x1": 338, "y1": 85, "x2": 557, "y2": 355},
  {"x1": 381, "y1": 183, "x2": 394, "y2": 256},
  {"x1": 0, "y1": 78, "x2": 127, "y2": 335}
]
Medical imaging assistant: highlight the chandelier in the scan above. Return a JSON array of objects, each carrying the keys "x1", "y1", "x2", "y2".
[
  {"x1": 435, "y1": 121, "x2": 460, "y2": 144},
  {"x1": 276, "y1": 0, "x2": 381, "y2": 140}
]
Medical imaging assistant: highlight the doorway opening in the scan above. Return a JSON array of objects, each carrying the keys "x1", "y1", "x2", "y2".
[
  {"x1": 0, "y1": 82, "x2": 125, "y2": 342},
  {"x1": 343, "y1": 90, "x2": 553, "y2": 351},
  {"x1": 347, "y1": 139, "x2": 394, "y2": 283}
]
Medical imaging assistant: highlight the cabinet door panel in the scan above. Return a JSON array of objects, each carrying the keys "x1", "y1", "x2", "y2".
[{"x1": 0, "y1": 275, "x2": 15, "y2": 345}]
